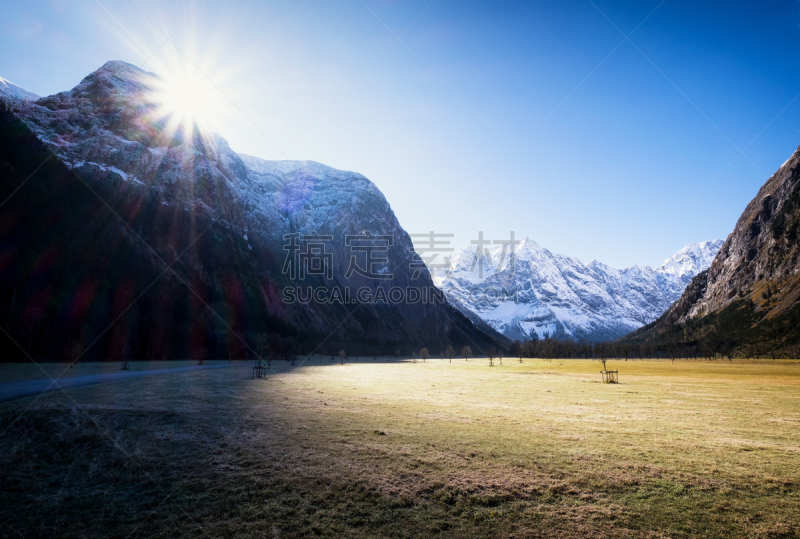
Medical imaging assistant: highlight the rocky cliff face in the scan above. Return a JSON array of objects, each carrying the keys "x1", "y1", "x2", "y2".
[
  {"x1": 436, "y1": 237, "x2": 721, "y2": 342},
  {"x1": 688, "y1": 148, "x2": 800, "y2": 320},
  {"x1": 622, "y1": 145, "x2": 800, "y2": 356},
  {"x1": 0, "y1": 61, "x2": 502, "y2": 360}
]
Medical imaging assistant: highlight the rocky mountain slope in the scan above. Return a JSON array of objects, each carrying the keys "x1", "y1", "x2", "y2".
[
  {"x1": 0, "y1": 61, "x2": 503, "y2": 360},
  {"x1": 435, "y1": 238, "x2": 722, "y2": 342},
  {"x1": 622, "y1": 145, "x2": 800, "y2": 357}
]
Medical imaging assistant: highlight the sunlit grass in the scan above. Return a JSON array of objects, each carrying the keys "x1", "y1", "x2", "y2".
[{"x1": 1, "y1": 357, "x2": 798, "y2": 537}]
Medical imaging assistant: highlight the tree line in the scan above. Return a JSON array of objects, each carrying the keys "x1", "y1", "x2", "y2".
[{"x1": 505, "y1": 336, "x2": 737, "y2": 361}]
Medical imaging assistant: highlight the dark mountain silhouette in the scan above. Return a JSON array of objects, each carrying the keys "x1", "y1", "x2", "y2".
[{"x1": 0, "y1": 61, "x2": 505, "y2": 361}]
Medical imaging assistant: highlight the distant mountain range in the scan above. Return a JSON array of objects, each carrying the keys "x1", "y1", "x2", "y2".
[
  {"x1": 435, "y1": 238, "x2": 722, "y2": 342},
  {"x1": 623, "y1": 145, "x2": 800, "y2": 357},
  {"x1": 0, "y1": 61, "x2": 503, "y2": 360}
]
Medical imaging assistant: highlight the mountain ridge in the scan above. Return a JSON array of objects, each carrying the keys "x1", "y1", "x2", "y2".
[
  {"x1": 0, "y1": 60, "x2": 505, "y2": 360},
  {"x1": 436, "y1": 237, "x2": 722, "y2": 342}
]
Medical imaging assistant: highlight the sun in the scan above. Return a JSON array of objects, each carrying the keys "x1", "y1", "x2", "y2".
[{"x1": 152, "y1": 68, "x2": 225, "y2": 140}]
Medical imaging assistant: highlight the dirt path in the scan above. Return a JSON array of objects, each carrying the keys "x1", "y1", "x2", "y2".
[{"x1": 0, "y1": 364, "x2": 231, "y2": 403}]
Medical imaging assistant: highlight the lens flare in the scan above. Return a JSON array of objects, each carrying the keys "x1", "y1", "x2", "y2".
[{"x1": 152, "y1": 67, "x2": 226, "y2": 141}]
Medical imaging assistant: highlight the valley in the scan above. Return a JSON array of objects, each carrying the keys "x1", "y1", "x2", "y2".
[{"x1": 2, "y1": 357, "x2": 798, "y2": 538}]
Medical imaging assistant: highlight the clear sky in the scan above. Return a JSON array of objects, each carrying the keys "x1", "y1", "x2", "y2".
[{"x1": 2, "y1": 0, "x2": 799, "y2": 269}]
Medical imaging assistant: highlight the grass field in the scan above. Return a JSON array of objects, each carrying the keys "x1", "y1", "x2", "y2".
[{"x1": 1, "y1": 357, "x2": 799, "y2": 538}]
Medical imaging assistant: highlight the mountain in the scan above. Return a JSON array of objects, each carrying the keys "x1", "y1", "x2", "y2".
[
  {"x1": 622, "y1": 145, "x2": 800, "y2": 357},
  {"x1": 0, "y1": 76, "x2": 40, "y2": 102},
  {"x1": 655, "y1": 240, "x2": 724, "y2": 283},
  {"x1": 0, "y1": 60, "x2": 504, "y2": 360},
  {"x1": 435, "y1": 238, "x2": 722, "y2": 342}
]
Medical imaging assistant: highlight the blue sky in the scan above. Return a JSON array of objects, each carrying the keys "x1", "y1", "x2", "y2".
[{"x1": 2, "y1": 0, "x2": 799, "y2": 268}]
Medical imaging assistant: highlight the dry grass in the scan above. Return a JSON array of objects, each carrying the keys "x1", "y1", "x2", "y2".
[{"x1": 1, "y1": 357, "x2": 799, "y2": 538}]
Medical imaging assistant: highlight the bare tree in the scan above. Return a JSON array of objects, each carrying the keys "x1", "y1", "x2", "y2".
[
  {"x1": 68, "y1": 341, "x2": 81, "y2": 368},
  {"x1": 597, "y1": 348, "x2": 618, "y2": 383},
  {"x1": 394, "y1": 349, "x2": 401, "y2": 360},
  {"x1": 196, "y1": 347, "x2": 208, "y2": 365},
  {"x1": 488, "y1": 347, "x2": 496, "y2": 367},
  {"x1": 599, "y1": 356, "x2": 607, "y2": 372},
  {"x1": 339, "y1": 349, "x2": 346, "y2": 365},
  {"x1": 445, "y1": 344, "x2": 455, "y2": 363},
  {"x1": 420, "y1": 348, "x2": 429, "y2": 362},
  {"x1": 256, "y1": 333, "x2": 269, "y2": 365},
  {"x1": 510, "y1": 341, "x2": 523, "y2": 363},
  {"x1": 461, "y1": 346, "x2": 472, "y2": 361},
  {"x1": 120, "y1": 343, "x2": 131, "y2": 371}
]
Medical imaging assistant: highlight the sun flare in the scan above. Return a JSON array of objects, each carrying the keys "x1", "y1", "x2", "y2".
[{"x1": 152, "y1": 68, "x2": 224, "y2": 139}]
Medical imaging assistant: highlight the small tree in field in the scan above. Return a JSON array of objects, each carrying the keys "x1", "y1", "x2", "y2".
[
  {"x1": 339, "y1": 349, "x2": 346, "y2": 365},
  {"x1": 597, "y1": 350, "x2": 618, "y2": 383},
  {"x1": 256, "y1": 333, "x2": 269, "y2": 366},
  {"x1": 196, "y1": 347, "x2": 208, "y2": 365},
  {"x1": 488, "y1": 347, "x2": 496, "y2": 367},
  {"x1": 394, "y1": 349, "x2": 401, "y2": 360},
  {"x1": 461, "y1": 346, "x2": 472, "y2": 361},
  {"x1": 510, "y1": 341, "x2": 522, "y2": 363},
  {"x1": 120, "y1": 344, "x2": 131, "y2": 371},
  {"x1": 445, "y1": 344, "x2": 455, "y2": 363},
  {"x1": 68, "y1": 342, "x2": 81, "y2": 368},
  {"x1": 420, "y1": 348, "x2": 429, "y2": 362}
]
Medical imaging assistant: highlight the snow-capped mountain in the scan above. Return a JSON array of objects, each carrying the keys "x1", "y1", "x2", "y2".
[
  {"x1": 656, "y1": 241, "x2": 723, "y2": 283},
  {"x1": 435, "y1": 238, "x2": 723, "y2": 342},
  {"x1": 0, "y1": 76, "x2": 40, "y2": 102},
  {"x1": 0, "y1": 61, "x2": 504, "y2": 358}
]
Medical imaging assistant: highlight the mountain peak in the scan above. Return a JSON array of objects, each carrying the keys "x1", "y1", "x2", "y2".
[
  {"x1": 0, "y1": 76, "x2": 40, "y2": 101},
  {"x1": 91, "y1": 60, "x2": 158, "y2": 80},
  {"x1": 657, "y1": 239, "x2": 723, "y2": 279},
  {"x1": 69, "y1": 60, "x2": 159, "y2": 102},
  {"x1": 516, "y1": 235, "x2": 538, "y2": 248}
]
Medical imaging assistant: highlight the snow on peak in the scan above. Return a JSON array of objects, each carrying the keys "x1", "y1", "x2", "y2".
[
  {"x1": 656, "y1": 239, "x2": 723, "y2": 279},
  {"x1": 0, "y1": 76, "x2": 40, "y2": 101}
]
